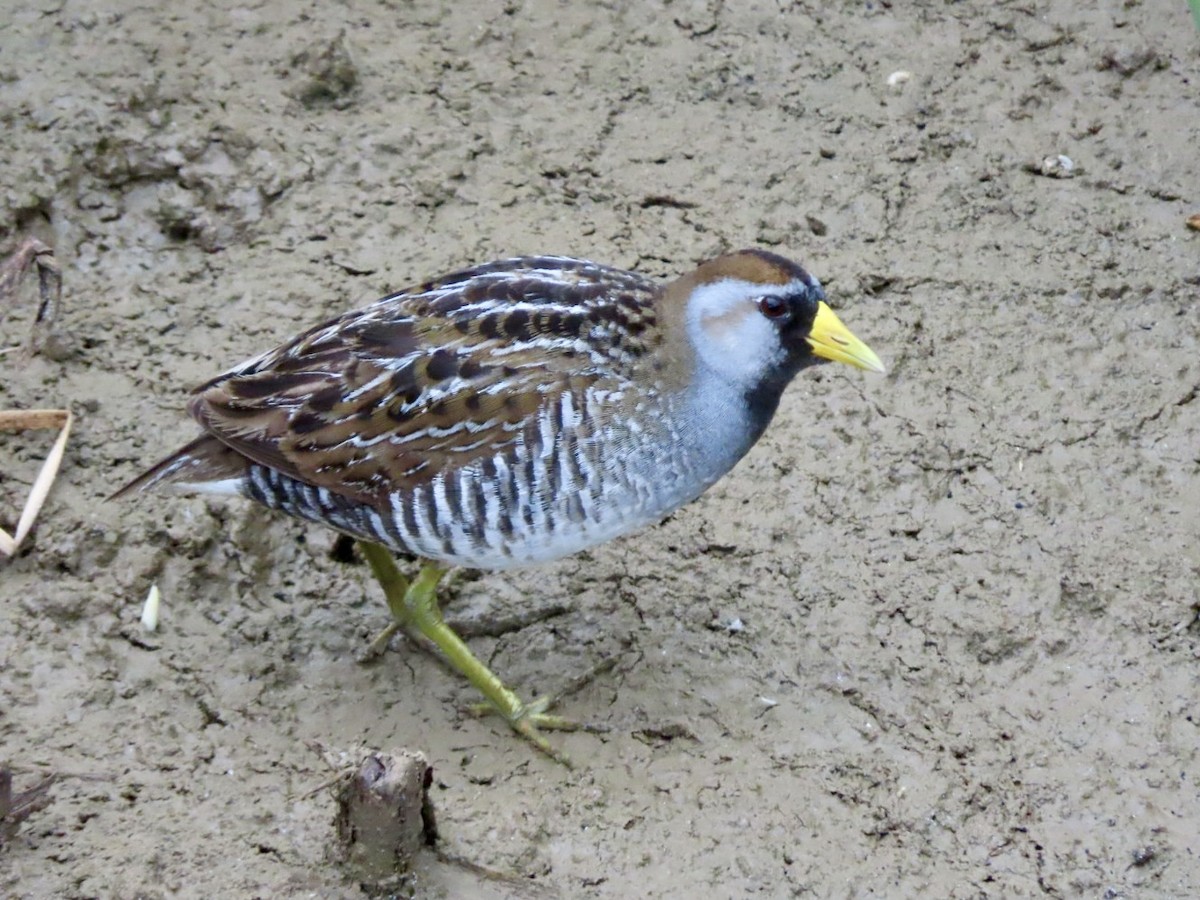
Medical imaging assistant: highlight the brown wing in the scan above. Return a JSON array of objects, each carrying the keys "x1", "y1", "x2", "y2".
[{"x1": 189, "y1": 258, "x2": 663, "y2": 504}]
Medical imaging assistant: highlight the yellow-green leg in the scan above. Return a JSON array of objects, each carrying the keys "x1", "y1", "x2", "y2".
[
  {"x1": 360, "y1": 543, "x2": 412, "y2": 657},
  {"x1": 358, "y1": 542, "x2": 579, "y2": 766}
]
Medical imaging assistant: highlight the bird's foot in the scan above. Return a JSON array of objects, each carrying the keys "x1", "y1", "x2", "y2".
[
  {"x1": 358, "y1": 620, "x2": 405, "y2": 662},
  {"x1": 357, "y1": 542, "x2": 601, "y2": 767},
  {"x1": 468, "y1": 694, "x2": 582, "y2": 767}
]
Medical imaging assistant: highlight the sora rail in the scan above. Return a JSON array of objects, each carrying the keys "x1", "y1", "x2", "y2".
[{"x1": 116, "y1": 249, "x2": 885, "y2": 764}]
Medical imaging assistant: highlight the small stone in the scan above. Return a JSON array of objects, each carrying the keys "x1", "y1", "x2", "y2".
[
  {"x1": 1025, "y1": 154, "x2": 1077, "y2": 179},
  {"x1": 288, "y1": 31, "x2": 359, "y2": 110},
  {"x1": 37, "y1": 330, "x2": 76, "y2": 362},
  {"x1": 1099, "y1": 46, "x2": 1158, "y2": 77}
]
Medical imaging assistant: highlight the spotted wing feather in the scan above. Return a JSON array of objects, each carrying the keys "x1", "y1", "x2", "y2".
[{"x1": 188, "y1": 257, "x2": 663, "y2": 504}]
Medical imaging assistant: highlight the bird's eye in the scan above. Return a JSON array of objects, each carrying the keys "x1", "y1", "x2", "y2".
[{"x1": 758, "y1": 295, "x2": 790, "y2": 320}]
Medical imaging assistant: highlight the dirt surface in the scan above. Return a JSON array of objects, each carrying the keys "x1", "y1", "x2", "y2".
[{"x1": 3, "y1": 1, "x2": 1199, "y2": 896}]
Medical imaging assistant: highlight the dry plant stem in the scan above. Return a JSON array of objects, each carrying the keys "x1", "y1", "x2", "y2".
[
  {"x1": 0, "y1": 237, "x2": 61, "y2": 356},
  {"x1": 0, "y1": 239, "x2": 69, "y2": 557},
  {"x1": 334, "y1": 749, "x2": 433, "y2": 884},
  {"x1": 0, "y1": 768, "x2": 56, "y2": 848},
  {"x1": 0, "y1": 409, "x2": 72, "y2": 557},
  {"x1": 0, "y1": 409, "x2": 69, "y2": 431}
]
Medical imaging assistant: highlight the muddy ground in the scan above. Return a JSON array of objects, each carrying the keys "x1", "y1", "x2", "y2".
[{"x1": 2, "y1": 1, "x2": 1199, "y2": 897}]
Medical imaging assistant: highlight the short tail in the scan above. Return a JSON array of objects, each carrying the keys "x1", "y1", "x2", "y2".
[{"x1": 109, "y1": 434, "x2": 250, "y2": 501}]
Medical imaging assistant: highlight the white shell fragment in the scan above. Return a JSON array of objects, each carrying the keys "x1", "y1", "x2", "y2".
[
  {"x1": 1034, "y1": 154, "x2": 1076, "y2": 178},
  {"x1": 886, "y1": 70, "x2": 912, "y2": 87},
  {"x1": 141, "y1": 583, "x2": 161, "y2": 632}
]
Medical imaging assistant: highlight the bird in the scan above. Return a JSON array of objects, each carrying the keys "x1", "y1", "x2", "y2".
[{"x1": 114, "y1": 248, "x2": 884, "y2": 765}]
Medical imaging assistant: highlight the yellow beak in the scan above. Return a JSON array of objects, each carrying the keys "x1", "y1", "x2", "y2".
[{"x1": 806, "y1": 301, "x2": 886, "y2": 374}]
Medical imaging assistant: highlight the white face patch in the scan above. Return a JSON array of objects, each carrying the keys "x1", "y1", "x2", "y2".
[{"x1": 685, "y1": 277, "x2": 806, "y2": 388}]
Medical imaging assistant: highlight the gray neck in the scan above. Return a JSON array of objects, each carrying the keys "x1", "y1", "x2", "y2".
[
  {"x1": 625, "y1": 362, "x2": 773, "y2": 521},
  {"x1": 681, "y1": 362, "x2": 777, "y2": 482}
]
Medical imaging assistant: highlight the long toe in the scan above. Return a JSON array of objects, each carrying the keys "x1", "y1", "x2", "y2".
[
  {"x1": 515, "y1": 721, "x2": 572, "y2": 767},
  {"x1": 468, "y1": 696, "x2": 584, "y2": 766},
  {"x1": 358, "y1": 621, "x2": 405, "y2": 662}
]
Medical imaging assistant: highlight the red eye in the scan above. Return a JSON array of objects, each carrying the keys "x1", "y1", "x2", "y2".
[{"x1": 758, "y1": 296, "x2": 789, "y2": 320}]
